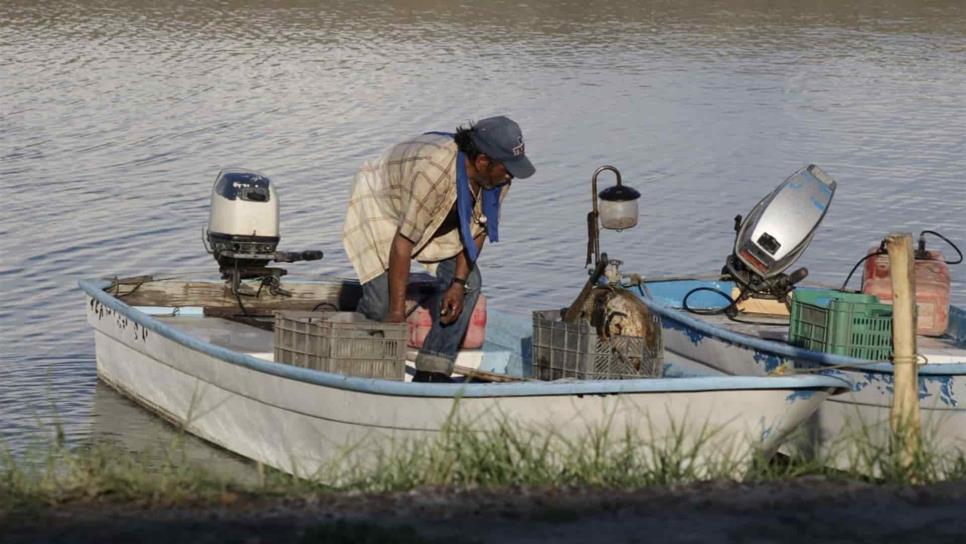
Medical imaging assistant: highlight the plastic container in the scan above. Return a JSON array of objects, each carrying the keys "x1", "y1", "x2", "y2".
[
  {"x1": 861, "y1": 247, "x2": 951, "y2": 336},
  {"x1": 274, "y1": 311, "x2": 407, "y2": 380},
  {"x1": 789, "y1": 289, "x2": 893, "y2": 360},
  {"x1": 407, "y1": 293, "x2": 487, "y2": 349},
  {"x1": 531, "y1": 310, "x2": 663, "y2": 381}
]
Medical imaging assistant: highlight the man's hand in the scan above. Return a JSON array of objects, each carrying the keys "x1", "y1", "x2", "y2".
[{"x1": 439, "y1": 283, "x2": 465, "y2": 325}]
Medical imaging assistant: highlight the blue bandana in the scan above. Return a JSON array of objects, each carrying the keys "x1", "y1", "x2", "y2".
[{"x1": 425, "y1": 132, "x2": 501, "y2": 263}]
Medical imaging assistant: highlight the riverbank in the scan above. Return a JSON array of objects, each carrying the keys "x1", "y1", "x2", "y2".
[
  {"x1": 6, "y1": 413, "x2": 966, "y2": 538},
  {"x1": 6, "y1": 478, "x2": 966, "y2": 543},
  {"x1": 6, "y1": 436, "x2": 966, "y2": 543}
]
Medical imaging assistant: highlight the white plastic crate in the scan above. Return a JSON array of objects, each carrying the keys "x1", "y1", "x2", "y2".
[{"x1": 274, "y1": 311, "x2": 407, "y2": 380}]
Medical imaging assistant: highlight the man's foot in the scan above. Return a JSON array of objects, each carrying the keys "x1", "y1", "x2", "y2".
[{"x1": 412, "y1": 370, "x2": 454, "y2": 383}]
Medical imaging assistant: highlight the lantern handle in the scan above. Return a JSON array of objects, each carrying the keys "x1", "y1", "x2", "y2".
[
  {"x1": 591, "y1": 165, "x2": 622, "y2": 216},
  {"x1": 589, "y1": 165, "x2": 622, "y2": 267}
]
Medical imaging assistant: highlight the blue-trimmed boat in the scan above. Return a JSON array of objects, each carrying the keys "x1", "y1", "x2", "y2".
[
  {"x1": 81, "y1": 275, "x2": 849, "y2": 477},
  {"x1": 639, "y1": 277, "x2": 966, "y2": 459}
]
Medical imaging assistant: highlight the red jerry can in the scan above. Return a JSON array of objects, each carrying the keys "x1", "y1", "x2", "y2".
[
  {"x1": 407, "y1": 293, "x2": 487, "y2": 349},
  {"x1": 861, "y1": 247, "x2": 951, "y2": 336}
]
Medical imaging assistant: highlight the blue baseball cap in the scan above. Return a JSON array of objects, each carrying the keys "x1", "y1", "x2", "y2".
[{"x1": 468, "y1": 116, "x2": 536, "y2": 179}]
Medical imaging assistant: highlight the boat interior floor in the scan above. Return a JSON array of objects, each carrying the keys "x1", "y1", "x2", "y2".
[
  {"x1": 156, "y1": 315, "x2": 496, "y2": 376},
  {"x1": 159, "y1": 316, "x2": 275, "y2": 357}
]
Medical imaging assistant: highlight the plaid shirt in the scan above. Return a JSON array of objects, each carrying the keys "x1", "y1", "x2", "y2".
[{"x1": 342, "y1": 133, "x2": 508, "y2": 284}]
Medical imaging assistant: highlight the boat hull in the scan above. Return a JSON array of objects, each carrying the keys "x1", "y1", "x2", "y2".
[
  {"x1": 642, "y1": 279, "x2": 966, "y2": 460},
  {"x1": 82, "y1": 278, "x2": 848, "y2": 477}
]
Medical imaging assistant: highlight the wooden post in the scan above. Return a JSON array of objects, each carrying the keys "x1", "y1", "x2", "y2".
[{"x1": 885, "y1": 233, "x2": 920, "y2": 470}]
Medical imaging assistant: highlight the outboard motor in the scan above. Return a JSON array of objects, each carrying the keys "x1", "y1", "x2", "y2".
[
  {"x1": 205, "y1": 168, "x2": 322, "y2": 295},
  {"x1": 723, "y1": 164, "x2": 836, "y2": 300}
]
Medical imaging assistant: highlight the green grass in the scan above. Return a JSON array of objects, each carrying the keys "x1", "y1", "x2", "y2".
[
  {"x1": 4, "y1": 408, "x2": 966, "y2": 516},
  {"x1": 316, "y1": 407, "x2": 773, "y2": 492},
  {"x1": 1, "y1": 441, "x2": 241, "y2": 513}
]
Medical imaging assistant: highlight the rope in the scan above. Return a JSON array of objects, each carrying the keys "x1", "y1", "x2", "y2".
[
  {"x1": 892, "y1": 355, "x2": 919, "y2": 366},
  {"x1": 108, "y1": 276, "x2": 150, "y2": 297}
]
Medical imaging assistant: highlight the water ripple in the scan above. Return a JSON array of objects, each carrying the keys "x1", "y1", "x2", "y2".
[{"x1": 2, "y1": 0, "x2": 965, "y2": 454}]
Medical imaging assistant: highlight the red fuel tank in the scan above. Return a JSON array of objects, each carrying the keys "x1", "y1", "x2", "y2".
[
  {"x1": 407, "y1": 293, "x2": 487, "y2": 350},
  {"x1": 861, "y1": 247, "x2": 951, "y2": 336}
]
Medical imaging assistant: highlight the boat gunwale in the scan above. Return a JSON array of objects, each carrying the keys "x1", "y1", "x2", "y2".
[
  {"x1": 641, "y1": 278, "x2": 966, "y2": 376},
  {"x1": 79, "y1": 277, "x2": 851, "y2": 398}
]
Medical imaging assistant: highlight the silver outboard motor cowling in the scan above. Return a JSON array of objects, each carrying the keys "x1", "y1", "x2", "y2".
[{"x1": 724, "y1": 164, "x2": 836, "y2": 298}]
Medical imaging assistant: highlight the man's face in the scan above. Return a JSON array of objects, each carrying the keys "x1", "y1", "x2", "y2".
[{"x1": 475, "y1": 156, "x2": 512, "y2": 190}]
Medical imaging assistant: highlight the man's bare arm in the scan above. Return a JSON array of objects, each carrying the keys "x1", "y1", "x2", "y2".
[{"x1": 386, "y1": 230, "x2": 415, "y2": 323}]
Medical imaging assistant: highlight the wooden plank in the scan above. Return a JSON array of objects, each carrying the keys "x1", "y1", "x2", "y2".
[
  {"x1": 105, "y1": 276, "x2": 362, "y2": 311},
  {"x1": 731, "y1": 287, "x2": 790, "y2": 316},
  {"x1": 453, "y1": 365, "x2": 530, "y2": 383}
]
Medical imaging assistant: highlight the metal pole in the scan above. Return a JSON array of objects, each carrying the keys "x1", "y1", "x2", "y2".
[
  {"x1": 589, "y1": 169, "x2": 600, "y2": 267},
  {"x1": 589, "y1": 165, "x2": 622, "y2": 267},
  {"x1": 886, "y1": 232, "x2": 921, "y2": 472}
]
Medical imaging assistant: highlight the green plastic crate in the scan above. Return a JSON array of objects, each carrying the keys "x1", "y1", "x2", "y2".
[{"x1": 789, "y1": 289, "x2": 893, "y2": 360}]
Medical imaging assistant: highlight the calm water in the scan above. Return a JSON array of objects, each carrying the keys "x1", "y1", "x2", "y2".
[{"x1": 2, "y1": 0, "x2": 965, "y2": 457}]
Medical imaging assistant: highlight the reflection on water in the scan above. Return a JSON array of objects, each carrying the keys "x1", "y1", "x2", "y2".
[
  {"x1": 89, "y1": 382, "x2": 258, "y2": 482},
  {"x1": 1, "y1": 0, "x2": 964, "y2": 457}
]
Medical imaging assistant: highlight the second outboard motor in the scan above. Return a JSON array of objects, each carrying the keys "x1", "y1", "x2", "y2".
[{"x1": 723, "y1": 164, "x2": 837, "y2": 299}]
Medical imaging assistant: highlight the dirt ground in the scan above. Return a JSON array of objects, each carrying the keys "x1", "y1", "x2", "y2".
[{"x1": 5, "y1": 478, "x2": 966, "y2": 543}]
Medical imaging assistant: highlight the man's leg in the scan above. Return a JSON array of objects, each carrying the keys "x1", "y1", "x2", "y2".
[
  {"x1": 414, "y1": 258, "x2": 481, "y2": 376},
  {"x1": 355, "y1": 273, "x2": 390, "y2": 321}
]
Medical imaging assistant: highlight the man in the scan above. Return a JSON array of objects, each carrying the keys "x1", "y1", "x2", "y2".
[{"x1": 342, "y1": 116, "x2": 535, "y2": 382}]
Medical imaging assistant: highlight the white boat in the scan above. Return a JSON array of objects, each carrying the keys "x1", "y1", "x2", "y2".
[
  {"x1": 80, "y1": 274, "x2": 849, "y2": 478},
  {"x1": 639, "y1": 277, "x2": 966, "y2": 460}
]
